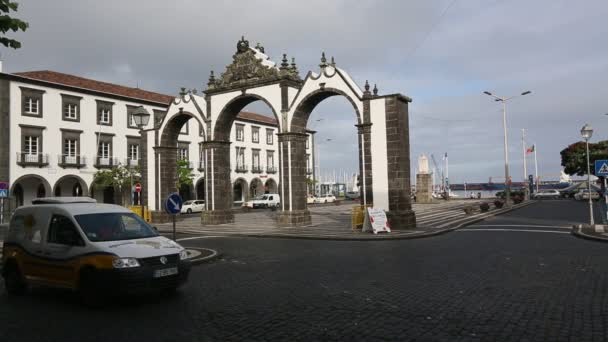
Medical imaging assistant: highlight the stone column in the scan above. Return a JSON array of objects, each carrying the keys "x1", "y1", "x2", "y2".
[
  {"x1": 276, "y1": 132, "x2": 311, "y2": 226},
  {"x1": 416, "y1": 173, "x2": 433, "y2": 203},
  {"x1": 201, "y1": 140, "x2": 234, "y2": 225},
  {"x1": 356, "y1": 123, "x2": 373, "y2": 206},
  {"x1": 384, "y1": 95, "x2": 416, "y2": 229},
  {"x1": 150, "y1": 145, "x2": 178, "y2": 223}
]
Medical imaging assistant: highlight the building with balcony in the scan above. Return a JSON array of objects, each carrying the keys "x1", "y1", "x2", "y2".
[{"x1": 0, "y1": 69, "x2": 316, "y2": 209}]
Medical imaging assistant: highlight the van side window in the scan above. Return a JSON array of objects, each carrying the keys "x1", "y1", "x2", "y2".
[
  {"x1": 48, "y1": 215, "x2": 83, "y2": 246},
  {"x1": 268, "y1": 196, "x2": 273, "y2": 200},
  {"x1": 23, "y1": 214, "x2": 42, "y2": 244}
]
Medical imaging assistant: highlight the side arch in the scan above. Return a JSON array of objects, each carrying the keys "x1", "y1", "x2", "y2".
[
  {"x1": 10, "y1": 174, "x2": 52, "y2": 206},
  {"x1": 160, "y1": 110, "x2": 206, "y2": 147},
  {"x1": 290, "y1": 87, "x2": 362, "y2": 134},
  {"x1": 52, "y1": 174, "x2": 89, "y2": 197}
]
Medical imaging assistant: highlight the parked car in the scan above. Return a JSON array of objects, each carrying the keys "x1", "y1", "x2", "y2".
[
  {"x1": 181, "y1": 200, "x2": 205, "y2": 214},
  {"x1": 243, "y1": 193, "x2": 281, "y2": 209},
  {"x1": 1, "y1": 197, "x2": 191, "y2": 305},
  {"x1": 532, "y1": 189, "x2": 560, "y2": 200},
  {"x1": 315, "y1": 194, "x2": 336, "y2": 203},
  {"x1": 345, "y1": 191, "x2": 360, "y2": 200},
  {"x1": 307, "y1": 195, "x2": 317, "y2": 204},
  {"x1": 574, "y1": 189, "x2": 600, "y2": 201}
]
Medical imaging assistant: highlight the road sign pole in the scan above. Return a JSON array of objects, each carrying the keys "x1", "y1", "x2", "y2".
[
  {"x1": 173, "y1": 214, "x2": 176, "y2": 241},
  {"x1": 0, "y1": 198, "x2": 4, "y2": 224},
  {"x1": 604, "y1": 177, "x2": 608, "y2": 222}
]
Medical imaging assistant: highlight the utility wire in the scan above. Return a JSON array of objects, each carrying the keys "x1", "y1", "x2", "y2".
[{"x1": 402, "y1": 0, "x2": 458, "y2": 64}]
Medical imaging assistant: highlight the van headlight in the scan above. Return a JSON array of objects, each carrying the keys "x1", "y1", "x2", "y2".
[
  {"x1": 179, "y1": 250, "x2": 189, "y2": 260},
  {"x1": 112, "y1": 257, "x2": 140, "y2": 268}
]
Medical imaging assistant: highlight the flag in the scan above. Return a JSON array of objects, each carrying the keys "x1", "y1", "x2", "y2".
[{"x1": 526, "y1": 145, "x2": 535, "y2": 154}]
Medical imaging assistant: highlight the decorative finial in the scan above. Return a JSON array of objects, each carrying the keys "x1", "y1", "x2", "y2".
[
  {"x1": 281, "y1": 53, "x2": 289, "y2": 69},
  {"x1": 237, "y1": 36, "x2": 249, "y2": 53},
  {"x1": 373, "y1": 84, "x2": 378, "y2": 96},
  {"x1": 319, "y1": 52, "x2": 328, "y2": 68},
  {"x1": 192, "y1": 88, "x2": 198, "y2": 95},
  {"x1": 330, "y1": 56, "x2": 336, "y2": 67},
  {"x1": 179, "y1": 87, "x2": 187, "y2": 97},
  {"x1": 255, "y1": 42, "x2": 265, "y2": 53},
  {"x1": 290, "y1": 57, "x2": 299, "y2": 76},
  {"x1": 363, "y1": 80, "x2": 371, "y2": 97},
  {"x1": 207, "y1": 70, "x2": 216, "y2": 87}
]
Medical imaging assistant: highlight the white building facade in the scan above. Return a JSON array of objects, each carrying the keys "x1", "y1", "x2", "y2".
[{"x1": 0, "y1": 70, "x2": 315, "y2": 210}]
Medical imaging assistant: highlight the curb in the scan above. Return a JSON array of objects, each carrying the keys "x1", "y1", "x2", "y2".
[
  {"x1": 184, "y1": 247, "x2": 222, "y2": 265},
  {"x1": 178, "y1": 201, "x2": 535, "y2": 241},
  {"x1": 571, "y1": 225, "x2": 608, "y2": 243}
]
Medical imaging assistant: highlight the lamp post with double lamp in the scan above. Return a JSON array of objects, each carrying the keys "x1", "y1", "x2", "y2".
[
  {"x1": 483, "y1": 90, "x2": 532, "y2": 207},
  {"x1": 132, "y1": 106, "x2": 151, "y2": 221},
  {"x1": 581, "y1": 123, "x2": 594, "y2": 226}
]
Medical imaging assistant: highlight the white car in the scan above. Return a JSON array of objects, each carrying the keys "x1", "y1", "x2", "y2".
[
  {"x1": 243, "y1": 194, "x2": 281, "y2": 209},
  {"x1": 180, "y1": 200, "x2": 205, "y2": 214},
  {"x1": 315, "y1": 194, "x2": 336, "y2": 203},
  {"x1": 532, "y1": 189, "x2": 560, "y2": 199},
  {"x1": 307, "y1": 195, "x2": 317, "y2": 204},
  {"x1": 574, "y1": 189, "x2": 600, "y2": 201}
]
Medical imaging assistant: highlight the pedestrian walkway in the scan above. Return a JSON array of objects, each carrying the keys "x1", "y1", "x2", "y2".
[{"x1": 157, "y1": 200, "x2": 533, "y2": 240}]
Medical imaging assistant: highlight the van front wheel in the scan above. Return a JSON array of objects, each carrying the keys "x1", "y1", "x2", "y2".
[
  {"x1": 79, "y1": 269, "x2": 106, "y2": 307},
  {"x1": 4, "y1": 263, "x2": 27, "y2": 295}
]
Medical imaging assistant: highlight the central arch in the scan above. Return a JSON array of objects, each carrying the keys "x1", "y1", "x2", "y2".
[{"x1": 201, "y1": 92, "x2": 281, "y2": 224}]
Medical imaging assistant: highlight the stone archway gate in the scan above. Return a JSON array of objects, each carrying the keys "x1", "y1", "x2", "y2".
[{"x1": 141, "y1": 37, "x2": 416, "y2": 229}]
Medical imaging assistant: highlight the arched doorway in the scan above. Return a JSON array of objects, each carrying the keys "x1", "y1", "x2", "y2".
[
  {"x1": 53, "y1": 175, "x2": 89, "y2": 197},
  {"x1": 265, "y1": 178, "x2": 278, "y2": 194},
  {"x1": 195, "y1": 178, "x2": 205, "y2": 200},
  {"x1": 249, "y1": 178, "x2": 264, "y2": 198},
  {"x1": 153, "y1": 108, "x2": 205, "y2": 219},
  {"x1": 10, "y1": 175, "x2": 52, "y2": 206},
  {"x1": 233, "y1": 178, "x2": 248, "y2": 204}
]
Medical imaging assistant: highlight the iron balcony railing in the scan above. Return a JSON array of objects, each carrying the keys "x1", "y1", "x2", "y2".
[
  {"x1": 235, "y1": 164, "x2": 249, "y2": 173},
  {"x1": 252, "y1": 165, "x2": 263, "y2": 173},
  {"x1": 94, "y1": 155, "x2": 118, "y2": 168},
  {"x1": 16, "y1": 152, "x2": 49, "y2": 167},
  {"x1": 58, "y1": 154, "x2": 86, "y2": 168},
  {"x1": 266, "y1": 166, "x2": 277, "y2": 174}
]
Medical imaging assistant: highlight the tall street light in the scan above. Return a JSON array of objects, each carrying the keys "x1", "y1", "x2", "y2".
[
  {"x1": 483, "y1": 90, "x2": 532, "y2": 206},
  {"x1": 132, "y1": 106, "x2": 151, "y2": 220},
  {"x1": 581, "y1": 123, "x2": 594, "y2": 226}
]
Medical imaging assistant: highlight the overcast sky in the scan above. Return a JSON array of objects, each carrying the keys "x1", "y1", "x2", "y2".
[{"x1": 4, "y1": 0, "x2": 608, "y2": 183}]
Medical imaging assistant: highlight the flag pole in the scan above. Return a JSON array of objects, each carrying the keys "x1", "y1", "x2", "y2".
[
  {"x1": 534, "y1": 143, "x2": 539, "y2": 192},
  {"x1": 522, "y1": 129, "x2": 528, "y2": 198}
]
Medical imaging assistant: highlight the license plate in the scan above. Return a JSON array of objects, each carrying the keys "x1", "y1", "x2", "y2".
[{"x1": 153, "y1": 267, "x2": 178, "y2": 278}]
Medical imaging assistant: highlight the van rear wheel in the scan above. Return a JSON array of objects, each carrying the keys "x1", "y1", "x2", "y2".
[{"x1": 4, "y1": 263, "x2": 27, "y2": 295}]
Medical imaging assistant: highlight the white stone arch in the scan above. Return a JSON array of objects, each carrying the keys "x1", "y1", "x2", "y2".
[
  {"x1": 159, "y1": 94, "x2": 208, "y2": 143},
  {"x1": 287, "y1": 65, "x2": 364, "y2": 131},
  {"x1": 210, "y1": 91, "x2": 282, "y2": 141}
]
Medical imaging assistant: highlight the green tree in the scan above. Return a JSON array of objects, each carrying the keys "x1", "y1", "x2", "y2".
[
  {"x1": 176, "y1": 158, "x2": 194, "y2": 189},
  {"x1": 560, "y1": 140, "x2": 608, "y2": 176},
  {"x1": 93, "y1": 164, "x2": 140, "y2": 205},
  {"x1": 306, "y1": 177, "x2": 317, "y2": 195},
  {"x1": 0, "y1": 1, "x2": 29, "y2": 49}
]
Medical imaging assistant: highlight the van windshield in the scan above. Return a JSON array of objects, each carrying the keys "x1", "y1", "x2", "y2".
[{"x1": 74, "y1": 212, "x2": 159, "y2": 242}]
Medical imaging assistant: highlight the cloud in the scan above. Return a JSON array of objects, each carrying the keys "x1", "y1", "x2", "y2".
[{"x1": 5, "y1": 0, "x2": 608, "y2": 183}]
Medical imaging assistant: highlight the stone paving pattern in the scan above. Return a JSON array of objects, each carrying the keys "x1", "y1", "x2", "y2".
[{"x1": 1, "y1": 200, "x2": 607, "y2": 341}]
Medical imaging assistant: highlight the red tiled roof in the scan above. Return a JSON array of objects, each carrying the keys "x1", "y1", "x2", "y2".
[
  {"x1": 13, "y1": 70, "x2": 175, "y2": 105},
  {"x1": 236, "y1": 111, "x2": 277, "y2": 125}
]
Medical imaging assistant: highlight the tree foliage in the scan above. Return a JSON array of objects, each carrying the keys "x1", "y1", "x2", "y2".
[
  {"x1": 560, "y1": 140, "x2": 608, "y2": 176},
  {"x1": 176, "y1": 159, "x2": 194, "y2": 189},
  {"x1": 93, "y1": 165, "x2": 140, "y2": 191},
  {"x1": 0, "y1": 1, "x2": 29, "y2": 49}
]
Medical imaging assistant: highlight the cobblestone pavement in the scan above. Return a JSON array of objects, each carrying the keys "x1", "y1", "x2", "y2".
[
  {"x1": 157, "y1": 200, "x2": 524, "y2": 239},
  {"x1": 1, "y1": 200, "x2": 607, "y2": 341}
]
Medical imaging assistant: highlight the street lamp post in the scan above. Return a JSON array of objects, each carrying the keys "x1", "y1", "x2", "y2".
[
  {"x1": 581, "y1": 123, "x2": 594, "y2": 226},
  {"x1": 483, "y1": 90, "x2": 531, "y2": 206},
  {"x1": 132, "y1": 106, "x2": 151, "y2": 220}
]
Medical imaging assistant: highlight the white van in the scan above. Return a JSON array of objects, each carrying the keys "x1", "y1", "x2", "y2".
[
  {"x1": 243, "y1": 193, "x2": 281, "y2": 209},
  {"x1": 1, "y1": 197, "x2": 191, "y2": 305}
]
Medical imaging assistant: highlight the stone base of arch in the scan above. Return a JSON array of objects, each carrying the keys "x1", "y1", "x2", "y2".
[
  {"x1": 150, "y1": 211, "x2": 172, "y2": 224},
  {"x1": 201, "y1": 209, "x2": 234, "y2": 225},
  {"x1": 386, "y1": 210, "x2": 417, "y2": 230},
  {"x1": 276, "y1": 210, "x2": 311, "y2": 227}
]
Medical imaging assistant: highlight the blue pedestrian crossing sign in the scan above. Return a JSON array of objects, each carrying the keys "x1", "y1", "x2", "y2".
[
  {"x1": 595, "y1": 160, "x2": 608, "y2": 177},
  {"x1": 0, "y1": 189, "x2": 7, "y2": 198},
  {"x1": 164, "y1": 193, "x2": 183, "y2": 215}
]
